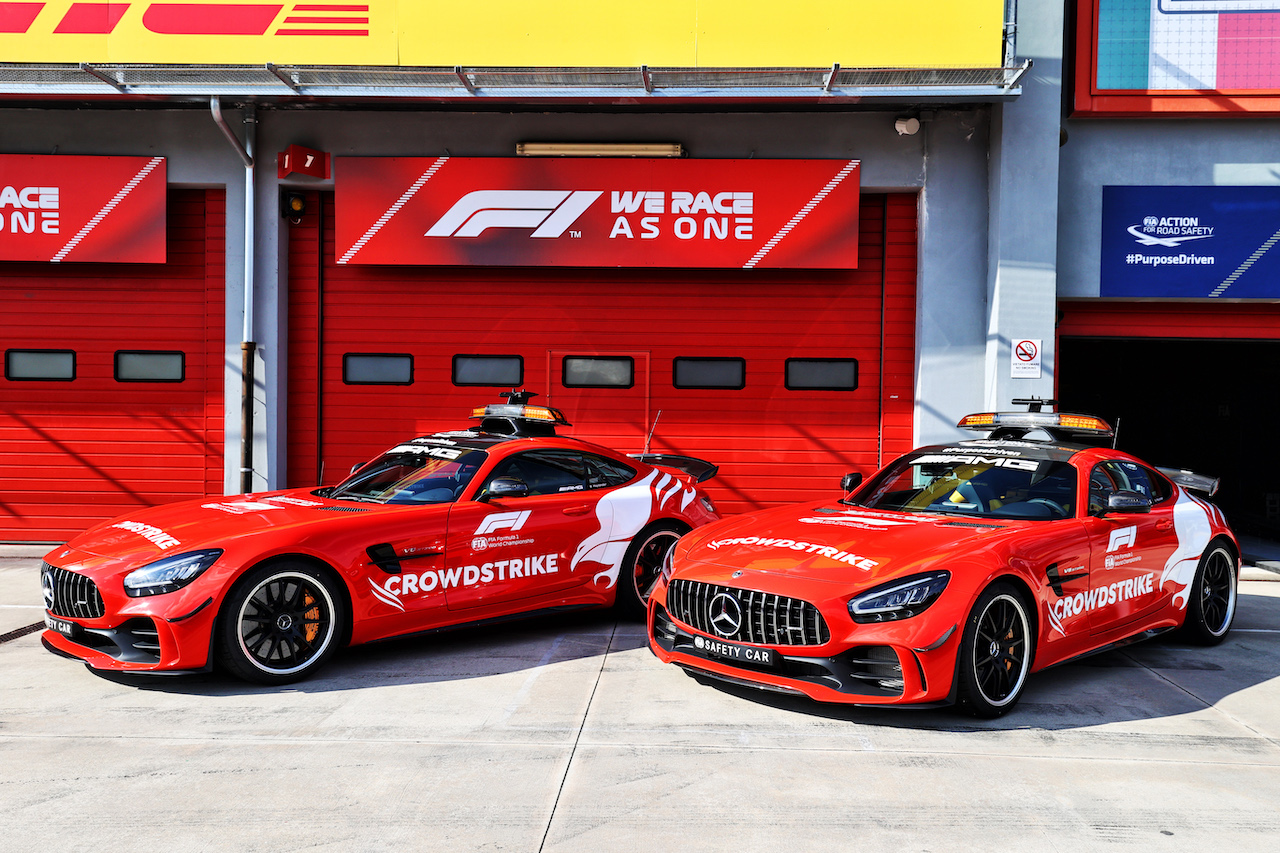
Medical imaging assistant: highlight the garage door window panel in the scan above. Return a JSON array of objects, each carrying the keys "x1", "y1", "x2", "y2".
[
  {"x1": 344, "y1": 353, "x2": 413, "y2": 385},
  {"x1": 673, "y1": 357, "x2": 745, "y2": 390},
  {"x1": 115, "y1": 351, "x2": 185, "y2": 383},
  {"x1": 563, "y1": 356, "x2": 635, "y2": 389},
  {"x1": 786, "y1": 358, "x2": 858, "y2": 391},
  {"x1": 5, "y1": 349, "x2": 75, "y2": 381},
  {"x1": 454, "y1": 354, "x2": 523, "y2": 387}
]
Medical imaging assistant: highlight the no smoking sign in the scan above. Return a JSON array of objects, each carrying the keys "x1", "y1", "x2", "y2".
[{"x1": 1011, "y1": 338, "x2": 1042, "y2": 378}]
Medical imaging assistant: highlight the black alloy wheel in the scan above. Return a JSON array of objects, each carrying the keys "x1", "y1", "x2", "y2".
[
  {"x1": 618, "y1": 525, "x2": 683, "y2": 620},
  {"x1": 1184, "y1": 543, "x2": 1238, "y2": 645},
  {"x1": 956, "y1": 583, "x2": 1034, "y2": 718},
  {"x1": 218, "y1": 564, "x2": 343, "y2": 684}
]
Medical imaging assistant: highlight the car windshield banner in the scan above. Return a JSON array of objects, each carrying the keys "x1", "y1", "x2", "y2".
[
  {"x1": 335, "y1": 157, "x2": 861, "y2": 269},
  {"x1": 0, "y1": 154, "x2": 167, "y2": 263},
  {"x1": 1101, "y1": 185, "x2": 1280, "y2": 298}
]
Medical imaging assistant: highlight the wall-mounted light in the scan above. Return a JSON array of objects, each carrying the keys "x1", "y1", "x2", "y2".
[
  {"x1": 894, "y1": 117, "x2": 921, "y2": 136},
  {"x1": 516, "y1": 142, "x2": 683, "y2": 157},
  {"x1": 281, "y1": 190, "x2": 306, "y2": 224}
]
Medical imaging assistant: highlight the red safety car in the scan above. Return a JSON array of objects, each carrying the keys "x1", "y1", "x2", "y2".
[
  {"x1": 648, "y1": 406, "x2": 1239, "y2": 717},
  {"x1": 41, "y1": 392, "x2": 720, "y2": 683}
]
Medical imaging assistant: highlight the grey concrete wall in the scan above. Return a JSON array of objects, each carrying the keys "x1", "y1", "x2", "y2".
[{"x1": 1058, "y1": 117, "x2": 1280, "y2": 298}]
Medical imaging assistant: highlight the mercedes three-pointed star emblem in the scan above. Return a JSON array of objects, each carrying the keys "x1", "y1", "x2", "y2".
[{"x1": 708, "y1": 591, "x2": 743, "y2": 638}]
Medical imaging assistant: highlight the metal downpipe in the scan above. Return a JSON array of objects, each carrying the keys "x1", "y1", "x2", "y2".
[{"x1": 209, "y1": 98, "x2": 257, "y2": 494}]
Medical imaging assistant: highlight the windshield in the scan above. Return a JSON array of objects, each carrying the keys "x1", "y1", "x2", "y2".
[
  {"x1": 329, "y1": 448, "x2": 488, "y2": 505},
  {"x1": 852, "y1": 451, "x2": 1078, "y2": 520}
]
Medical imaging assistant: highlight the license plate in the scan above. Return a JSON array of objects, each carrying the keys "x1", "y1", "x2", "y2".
[
  {"x1": 44, "y1": 613, "x2": 76, "y2": 637},
  {"x1": 693, "y1": 634, "x2": 777, "y2": 667}
]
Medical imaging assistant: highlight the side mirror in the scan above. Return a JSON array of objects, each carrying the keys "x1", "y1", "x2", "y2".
[
  {"x1": 479, "y1": 476, "x2": 529, "y2": 502},
  {"x1": 841, "y1": 472, "x2": 863, "y2": 492},
  {"x1": 1103, "y1": 490, "x2": 1151, "y2": 515}
]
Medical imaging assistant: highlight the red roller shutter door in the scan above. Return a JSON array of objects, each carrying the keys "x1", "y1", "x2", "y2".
[
  {"x1": 288, "y1": 193, "x2": 917, "y2": 515},
  {"x1": 0, "y1": 189, "x2": 226, "y2": 542},
  {"x1": 1057, "y1": 301, "x2": 1280, "y2": 341}
]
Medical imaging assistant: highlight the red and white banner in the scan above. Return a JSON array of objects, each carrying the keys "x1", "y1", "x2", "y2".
[
  {"x1": 335, "y1": 157, "x2": 860, "y2": 269},
  {"x1": 0, "y1": 155, "x2": 167, "y2": 264}
]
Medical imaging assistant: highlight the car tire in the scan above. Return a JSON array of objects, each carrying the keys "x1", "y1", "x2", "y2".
[
  {"x1": 216, "y1": 562, "x2": 344, "y2": 685},
  {"x1": 955, "y1": 582, "x2": 1035, "y2": 718},
  {"x1": 1181, "y1": 541, "x2": 1238, "y2": 646},
  {"x1": 617, "y1": 523, "x2": 684, "y2": 621}
]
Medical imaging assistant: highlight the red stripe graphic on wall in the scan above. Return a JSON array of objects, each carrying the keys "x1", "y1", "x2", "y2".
[
  {"x1": 53, "y1": 156, "x2": 165, "y2": 262},
  {"x1": 338, "y1": 156, "x2": 450, "y2": 264},
  {"x1": 743, "y1": 159, "x2": 859, "y2": 269}
]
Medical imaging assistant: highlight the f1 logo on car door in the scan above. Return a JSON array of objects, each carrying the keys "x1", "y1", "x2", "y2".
[
  {"x1": 473, "y1": 510, "x2": 530, "y2": 537},
  {"x1": 445, "y1": 451, "x2": 607, "y2": 612},
  {"x1": 1086, "y1": 461, "x2": 1178, "y2": 633}
]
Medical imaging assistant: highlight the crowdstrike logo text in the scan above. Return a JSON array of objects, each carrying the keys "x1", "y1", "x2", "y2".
[{"x1": 368, "y1": 553, "x2": 561, "y2": 611}]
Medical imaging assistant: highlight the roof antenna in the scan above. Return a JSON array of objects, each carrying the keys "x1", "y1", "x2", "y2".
[
  {"x1": 1113, "y1": 416, "x2": 1120, "y2": 449},
  {"x1": 1012, "y1": 396, "x2": 1056, "y2": 413},
  {"x1": 643, "y1": 410, "x2": 663, "y2": 455},
  {"x1": 501, "y1": 389, "x2": 536, "y2": 406}
]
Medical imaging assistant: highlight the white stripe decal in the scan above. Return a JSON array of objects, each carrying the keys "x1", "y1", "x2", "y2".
[
  {"x1": 339, "y1": 156, "x2": 450, "y2": 265},
  {"x1": 51, "y1": 157, "x2": 164, "y2": 263},
  {"x1": 743, "y1": 159, "x2": 858, "y2": 269},
  {"x1": 1209, "y1": 224, "x2": 1280, "y2": 297},
  {"x1": 368, "y1": 578, "x2": 405, "y2": 612}
]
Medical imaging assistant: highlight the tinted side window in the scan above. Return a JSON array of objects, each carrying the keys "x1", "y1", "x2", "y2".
[
  {"x1": 1088, "y1": 465, "x2": 1120, "y2": 516},
  {"x1": 1145, "y1": 467, "x2": 1173, "y2": 503},
  {"x1": 1091, "y1": 461, "x2": 1165, "y2": 514},
  {"x1": 487, "y1": 451, "x2": 587, "y2": 496},
  {"x1": 585, "y1": 454, "x2": 636, "y2": 488}
]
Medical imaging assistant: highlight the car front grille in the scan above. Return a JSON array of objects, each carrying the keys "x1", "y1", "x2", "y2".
[
  {"x1": 42, "y1": 562, "x2": 106, "y2": 619},
  {"x1": 667, "y1": 579, "x2": 830, "y2": 646}
]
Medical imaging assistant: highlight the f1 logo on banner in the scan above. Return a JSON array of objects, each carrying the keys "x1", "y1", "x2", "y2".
[{"x1": 335, "y1": 157, "x2": 861, "y2": 270}]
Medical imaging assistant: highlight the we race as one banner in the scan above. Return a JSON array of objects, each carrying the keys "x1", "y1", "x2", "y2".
[
  {"x1": 335, "y1": 157, "x2": 861, "y2": 270},
  {"x1": 0, "y1": 154, "x2": 166, "y2": 263}
]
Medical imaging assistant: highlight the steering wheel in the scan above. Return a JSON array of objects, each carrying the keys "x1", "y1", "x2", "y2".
[{"x1": 1027, "y1": 498, "x2": 1067, "y2": 518}]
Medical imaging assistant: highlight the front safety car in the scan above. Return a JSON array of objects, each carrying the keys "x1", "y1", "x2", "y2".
[
  {"x1": 41, "y1": 392, "x2": 720, "y2": 684},
  {"x1": 648, "y1": 405, "x2": 1239, "y2": 717}
]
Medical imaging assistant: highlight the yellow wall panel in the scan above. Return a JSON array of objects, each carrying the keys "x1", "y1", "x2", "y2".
[
  {"x1": 0, "y1": 0, "x2": 1003, "y2": 68},
  {"x1": 399, "y1": 1, "x2": 699, "y2": 67}
]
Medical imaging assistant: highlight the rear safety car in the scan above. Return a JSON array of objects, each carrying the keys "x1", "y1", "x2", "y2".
[
  {"x1": 648, "y1": 405, "x2": 1238, "y2": 717},
  {"x1": 41, "y1": 392, "x2": 720, "y2": 684}
]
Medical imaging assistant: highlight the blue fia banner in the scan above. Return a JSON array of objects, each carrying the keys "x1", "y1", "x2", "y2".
[{"x1": 1101, "y1": 185, "x2": 1280, "y2": 298}]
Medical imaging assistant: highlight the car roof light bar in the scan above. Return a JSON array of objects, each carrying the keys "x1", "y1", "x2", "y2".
[
  {"x1": 469, "y1": 403, "x2": 570, "y2": 424},
  {"x1": 957, "y1": 411, "x2": 1114, "y2": 441},
  {"x1": 468, "y1": 390, "x2": 571, "y2": 436}
]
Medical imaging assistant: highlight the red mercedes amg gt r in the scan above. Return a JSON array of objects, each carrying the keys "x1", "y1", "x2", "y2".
[
  {"x1": 648, "y1": 407, "x2": 1239, "y2": 717},
  {"x1": 41, "y1": 393, "x2": 719, "y2": 683}
]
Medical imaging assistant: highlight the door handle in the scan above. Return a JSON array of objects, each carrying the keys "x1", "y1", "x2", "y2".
[
  {"x1": 1155, "y1": 519, "x2": 1173, "y2": 531},
  {"x1": 562, "y1": 504, "x2": 592, "y2": 516}
]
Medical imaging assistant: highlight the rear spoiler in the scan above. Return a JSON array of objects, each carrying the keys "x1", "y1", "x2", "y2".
[
  {"x1": 1157, "y1": 467, "x2": 1220, "y2": 497},
  {"x1": 629, "y1": 453, "x2": 718, "y2": 483}
]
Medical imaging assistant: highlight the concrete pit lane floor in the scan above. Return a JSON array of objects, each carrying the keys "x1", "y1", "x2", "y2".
[{"x1": 3, "y1": 544, "x2": 1280, "y2": 853}]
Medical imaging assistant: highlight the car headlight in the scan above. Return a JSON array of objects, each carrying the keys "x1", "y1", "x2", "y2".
[
  {"x1": 848, "y1": 571, "x2": 950, "y2": 623},
  {"x1": 124, "y1": 549, "x2": 223, "y2": 597},
  {"x1": 660, "y1": 547, "x2": 676, "y2": 584}
]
